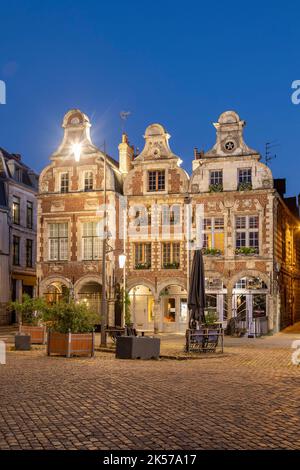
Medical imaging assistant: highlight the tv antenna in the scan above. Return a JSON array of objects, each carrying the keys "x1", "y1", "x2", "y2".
[
  {"x1": 265, "y1": 141, "x2": 279, "y2": 165},
  {"x1": 120, "y1": 111, "x2": 131, "y2": 133}
]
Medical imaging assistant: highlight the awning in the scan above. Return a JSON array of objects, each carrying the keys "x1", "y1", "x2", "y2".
[{"x1": 11, "y1": 274, "x2": 36, "y2": 286}]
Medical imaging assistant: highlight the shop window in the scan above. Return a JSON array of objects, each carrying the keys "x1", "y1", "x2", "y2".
[{"x1": 164, "y1": 298, "x2": 176, "y2": 322}]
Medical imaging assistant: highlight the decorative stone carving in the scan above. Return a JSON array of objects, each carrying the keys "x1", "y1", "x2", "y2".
[
  {"x1": 83, "y1": 262, "x2": 98, "y2": 273},
  {"x1": 49, "y1": 264, "x2": 63, "y2": 273},
  {"x1": 84, "y1": 199, "x2": 99, "y2": 210},
  {"x1": 50, "y1": 200, "x2": 65, "y2": 212}
]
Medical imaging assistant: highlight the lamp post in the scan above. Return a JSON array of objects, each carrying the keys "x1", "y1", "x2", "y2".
[
  {"x1": 100, "y1": 143, "x2": 107, "y2": 347},
  {"x1": 118, "y1": 253, "x2": 127, "y2": 327}
]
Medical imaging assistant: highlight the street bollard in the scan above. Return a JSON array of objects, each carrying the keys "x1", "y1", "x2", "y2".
[{"x1": 0, "y1": 340, "x2": 6, "y2": 364}]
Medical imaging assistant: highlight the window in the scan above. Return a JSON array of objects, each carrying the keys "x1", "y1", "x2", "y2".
[
  {"x1": 82, "y1": 222, "x2": 101, "y2": 260},
  {"x1": 15, "y1": 168, "x2": 22, "y2": 182},
  {"x1": 210, "y1": 170, "x2": 223, "y2": 185},
  {"x1": 148, "y1": 170, "x2": 165, "y2": 192},
  {"x1": 202, "y1": 217, "x2": 224, "y2": 252},
  {"x1": 133, "y1": 207, "x2": 151, "y2": 227},
  {"x1": 26, "y1": 201, "x2": 33, "y2": 229},
  {"x1": 235, "y1": 215, "x2": 259, "y2": 253},
  {"x1": 49, "y1": 223, "x2": 68, "y2": 261},
  {"x1": 26, "y1": 239, "x2": 33, "y2": 267},
  {"x1": 162, "y1": 205, "x2": 180, "y2": 226},
  {"x1": 60, "y1": 173, "x2": 69, "y2": 193},
  {"x1": 12, "y1": 196, "x2": 20, "y2": 224},
  {"x1": 162, "y1": 242, "x2": 180, "y2": 268},
  {"x1": 13, "y1": 235, "x2": 20, "y2": 265},
  {"x1": 84, "y1": 172, "x2": 93, "y2": 191},
  {"x1": 134, "y1": 243, "x2": 151, "y2": 269},
  {"x1": 238, "y1": 168, "x2": 252, "y2": 184}
]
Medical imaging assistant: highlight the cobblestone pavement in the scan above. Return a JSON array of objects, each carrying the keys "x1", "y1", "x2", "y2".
[{"x1": 0, "y1": 331, "x2": 300, "y2": 450}]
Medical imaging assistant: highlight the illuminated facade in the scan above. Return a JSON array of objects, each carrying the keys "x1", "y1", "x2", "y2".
[{"x1": 36, "y1": 109, "x2": 300, "y2": 334}]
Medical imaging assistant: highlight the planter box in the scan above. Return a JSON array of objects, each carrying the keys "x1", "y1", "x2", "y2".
[
  {"x1": 116, "y1": 336, "x2": 160, "y2": 359},
  {"x1": 47, "y1": 331, "x2": 95, "y2": 358},
  {"x1": 15, "y1": 334, "x2": 31, "y2": 351},
  {"x1": 20, "y1": 325, "x2": 46, "y2": 344}
]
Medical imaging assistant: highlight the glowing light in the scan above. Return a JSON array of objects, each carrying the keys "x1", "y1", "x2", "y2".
[
  {"x1": 119, "y1": 254, "x2": 126, "y2": 269},
  {"x1": 72, "y1": 143, "x2": 82, "y2": 162}
]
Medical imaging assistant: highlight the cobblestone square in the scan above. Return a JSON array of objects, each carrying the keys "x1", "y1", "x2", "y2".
[{"x1": 0, "y1": 330, "x2": 300, "y2": 450}]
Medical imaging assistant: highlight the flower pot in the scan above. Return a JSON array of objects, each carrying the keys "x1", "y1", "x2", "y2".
[
  {"x1": 20, "y1": 325, "x2": 47, "y2": 344},
  {"x1": 47, "y1": 331, "x2": 95, "y2": 358}
]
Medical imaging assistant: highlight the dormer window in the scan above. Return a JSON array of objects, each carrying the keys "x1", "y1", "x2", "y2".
[
  {"x1": 15, "y1": 167, "x2": 22, "y2": 182},
  {"x1": 60, "y1": 173, "x2": 69, "y2": 193},
  {"x1": 84, "y1": 171, "x2": 93, "y2": 191},
  {"x1": 148, "y1": 170, "x2": 165, "y2": 192}
]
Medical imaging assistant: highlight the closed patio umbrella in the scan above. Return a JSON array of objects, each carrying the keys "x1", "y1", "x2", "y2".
[{"x1": 188, "y1": 249, "x2": 206, "y2": 328}]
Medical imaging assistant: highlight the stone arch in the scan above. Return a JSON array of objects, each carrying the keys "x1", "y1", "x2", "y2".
[
  {"x1": 39, "y1": 275, "x2": 72, "y2": 296},
  {"x1": 228, "y1": 270, "x2": 269, "y2": 291},
  {"x1": 74, "y1": 275, "x2": 102, "y2": 296},
  {"x1": 157, "y1": 278, "x2": 187, "y2": 297},
  {"x1": 126, "y1": 278, "x2": 156, "y2": 297}
]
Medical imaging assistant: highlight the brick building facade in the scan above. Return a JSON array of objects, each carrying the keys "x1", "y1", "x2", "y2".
[{"x1": 37, "y1": 109, "x2": 300, "y2": 334}]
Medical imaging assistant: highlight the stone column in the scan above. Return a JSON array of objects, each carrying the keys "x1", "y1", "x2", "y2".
[
  {"x1": 153, "y1": 298, "x2": 161, "y2": 334},
  {"x1": 16, "y1": 280, "x2": 23, "y2": 324},
  {"x1": 107, "y1": 299, "x2": 115, "y2": 327},
  {"x1": 226, "y1": 285, "x2": 233, "y2": 319}
]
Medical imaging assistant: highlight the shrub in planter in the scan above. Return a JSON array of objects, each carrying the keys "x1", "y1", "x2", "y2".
[
  {"x1": 238, "y1": 182, "x2": 252, "y2": 191},
  {"x1": 235, "y1": 247, "x2": 257, "y2": 255},
  {"x1": 9, "y1": 294, "x2": 48, "y2": 344},
  {"x1": 209, "y1": 183, "x2": 223, "y2": 193},
  {"x1": 163, "y1": 261, "x2": 180, "y2": 269},
  {"x1": 203, "y1": 248, "x2": 222, "y2": 256},
  {"x1": 135, "y1": 262, "x2": 151, "y2": 270},
  {"x1": 43, "y1": 301, "x2": 98, "y2": 357},
  {"x1": 203, "y1": 309, "x2": 219, "y2": 327}
]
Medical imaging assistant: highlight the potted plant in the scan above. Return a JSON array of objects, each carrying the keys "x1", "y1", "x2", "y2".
[
  {"x1": 235, "y1": 247, "x2": 258, "y2": 255},
  {"x1": 43, "y1": 300, "x2": 98, "y2": 357},
  {"x1": 9, "y1": 294, "x2": 48, "y2": 344},
  {"x1": 135, "y1": 262, "x2": 151, "y2": 270},
  {"x1": 238, "y1": 181, "x2": 252, "y2": 191},
  {"x1": 203, "y1": 309, "x2": 219, "y2": 327},
  {"x1": 163, "y1": 261, "x2": 180, "y2": 269},
  {"x1": 209, "y1": 183, "x2": 223, "y2": 193},
  {"x1": 203, "y1": 248, "x2": 222, "y2": 256}
]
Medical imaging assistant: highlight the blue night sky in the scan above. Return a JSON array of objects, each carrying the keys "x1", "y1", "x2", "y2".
[{"x1": 0, "y1": 0, "x2": 300, "y2": 196}]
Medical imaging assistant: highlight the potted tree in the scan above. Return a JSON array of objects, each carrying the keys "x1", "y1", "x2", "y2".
[
  {"x1": 43, "y1": 300, "x2": 98, "y2": 357},
  {"x1": 9, "y1": 294, "x2": 48, "y2": 344}
]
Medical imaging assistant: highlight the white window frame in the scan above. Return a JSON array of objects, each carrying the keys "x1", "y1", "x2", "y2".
[
  {"x1": 235, "y1": 215, "x2": 259, "y2": 252},
  {"x1": 202, "y1": 217, "x2": 224, "y2": 249},
  {"x1": 48, "y1": 223, "x2": 69, "y2": 261},
  {"x1": 82, "y1": 221, "x2": 102, "y2": 260}
]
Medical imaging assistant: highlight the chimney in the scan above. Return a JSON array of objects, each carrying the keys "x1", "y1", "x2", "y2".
[
  {"x1": 118, "y1": 133, "x2": 134, "y2": 175},
  {"x1": 192, "y1": 148, "x2": 204, "y2": 172}
]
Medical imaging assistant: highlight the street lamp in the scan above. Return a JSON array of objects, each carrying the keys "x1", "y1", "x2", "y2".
[{"x1": 119, "y1": 253, "x2": 127, "y2": 327}]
